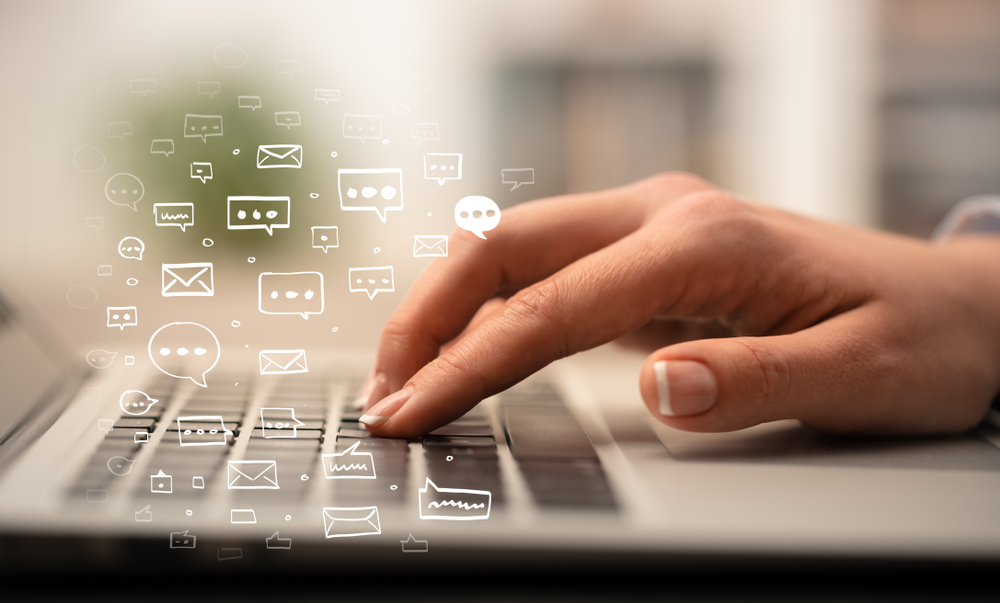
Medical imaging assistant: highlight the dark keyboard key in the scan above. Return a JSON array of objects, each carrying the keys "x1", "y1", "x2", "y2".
[
  {"x1": 423, "y1": 435, "x2": 496, "y2": 449},
  {"x1": 250, "y1": 428, "x2": 323, "y2": 440},
  {"x1": 167, "y1": 421, "x2": 239, "y2": 432},
  {"x1": 104, "y1": 427, "x2": 149, "y2": 439},
  {"x1": 114, "y1": 418, "x2": 157, "y2": 429},
  {"x1": 245, "y1": 439, "x2": 321, "y2": 452},
  {"x1": 182, "y1": 398, "x2": 247, "y2": 410},
  {"x1": 503, "y1": 407, "x2": 598, "y2": 460},
  {"x1": 428, "y1": 424, "x2": 494, "y2": 437},
  {"x1": 339, "y1": 409, "x2": 363, "y2": 422},
  {"x1": 519, "y1": 460, "x2": 616, "y2": 509},
  {"x1": 175, "y1": 410, "x2": 244, "y2": 423},
  {"x1": 253, "y1": 417, "x2": 325, "y2": 430}
]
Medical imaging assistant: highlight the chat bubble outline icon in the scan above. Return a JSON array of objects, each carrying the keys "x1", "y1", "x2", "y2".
[
  {"x1": 148, "y1": 322, "x2": 221, "y2": 388},
  {"x1": 183, "y1": 114, "x2": 223, "y2": 143},
  {"x1": 153, "y1": 203, "x2": 194, "y2": 232},
  {"x1": 455, "y1": 196, "x2": 501, "y2": 240},
  {"x1": 85, "y1": 217, "x2": 105, "y2": 231},
  {"x1": 108, "y1": 456, "x2": 136, "y2": 476},
  {"x1": 197, "y1": 81, "x2": 221, "y2": 98},
  {"x1": 118, "y1": 236, "x2": 145, "y2": 260},
  {"x1": 238, "y1": 95, "x2": 262, "y2": 111},
  {"x1": 276, "y1": 59, "x2": 303, "y2": 77},
  {"x1": 501, "y1": 168, "x2": 535, "y2": 191},
  {"x1": 150, "y1": 139, "x2": 175, "y2": 157},
  {"x1": 119, "y1": 390, "x2": 158, "y2": 416},
  {"x1": 424, "y1": 153, "x2": 463, "y2": 186},
  {"x1": 258, "y1": 272, "x2": 324, "y2": 320},
  {"x1": 190, "y1": 162, "x2": 213, "y2": 183},
  {"x1": 274, "y1": 111, "x2": 301, "y2": 129},
  {"x1": 338, "y1": 168, "x2": 403, "y2": 224},
  {"x1": 108, "y1": 121, "x2": 133, "y2": 141},
  {"x1": 214, "y1": 42, "x2": 249, "y2": 68},
  {"x1": 129, "y1": 79, "x2": 157, "y2": 95},
  {"x1": 107, "y1": 306, "x2": 138, "y2": 330},
  {"x1": 97, "y1": 419, "x2": 114, "y2": 434},
  {"x1": 86, "y1": 349, "x2": 117, "y2": 369},
  {"x1": 311, "y1": 226, "x2": 339, "y2": 253},
  {"x1": 411, "y1": 122, "x2": 440, "y2": 146},
  {"x1": 74, "y1": 145, "x2": 106, "y2": 173},
  {"x1": 313, "y1": 89, "x2": 340, "y2": 104},
  {"x1": 342, "y1": 114, "x2": 382, "y2": 144},
  {"x1": 105, "y1": 173, "x2": 144, "y2": 211},
  {"x1": 348, "y1": 266, "x2": 394, "y2": 300},
  {"x1": 227, "y1": 196, "x2": 290, "y2": 236}
]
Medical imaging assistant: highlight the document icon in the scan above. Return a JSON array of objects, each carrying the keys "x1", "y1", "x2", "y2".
[
  {"x1": 413, "y1": 235, "x2": 448, "y2": 258},
  {"x1": 322, "y1": 441, "x2": 376, "y2": 479},
  {"x1": 266, "y1": 531, "x2": 292, "y2": 550},
  {"x1": 161, "y1": 262, "x2": 214, "y2": 297},
  {"x1": 228, "y1": 460, "x2": 279, "y2": 489},
  {"x1": 259, "y1": 349, "x2": 308, "y2": 375},
  {"x1": 418, "y1": 478, "x2": 491, "y2": 521},
  {"x1": 230, "y1": 509, "x2": 257, "y2": 524},
  {"x1": 256, "y1": 144, "x2": 303, "y2": 169},
  {"x1": 321, "y1": 506, "x2": 381, "y2": 538}
]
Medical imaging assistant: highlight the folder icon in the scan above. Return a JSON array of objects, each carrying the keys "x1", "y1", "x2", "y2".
[
  {"x1": 413, "y1": 235, "x2": 448, "y2": 258},
  {"x1": 161, "y1": 262, "x2": 214, "y2": 297},
  {"x1": 322, "y1": 506, "x2": 381, "y2": 538},
  {"x1": 256, "y1": 144, "x2": 303, "y2": 169},
  {"x1": 259, "y1": 349, "x2": 308, "y2": 375},
  {"x1": 227, "y1": 460, "x2": 279, "y2": 489}
]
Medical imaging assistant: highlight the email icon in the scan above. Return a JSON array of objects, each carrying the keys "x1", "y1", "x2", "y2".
[
  {"x1": 257, "y1": 144, "x2": 302, "y2": 169},
  {"x1": 161, "y1": 262, "x2": 214, "y2": 297},
  {"x1": 228, "y1": 460, "x2": 279, "y2": 490},
  {"x1": 259, "y1": 349, "x2": 308, "y2": 375},
  {"x1": 413, "y1": 235, "x2": 448, "y2": 258},
  {"x1": 321, "y1": 506, "x2": 381, "y2": 538}
]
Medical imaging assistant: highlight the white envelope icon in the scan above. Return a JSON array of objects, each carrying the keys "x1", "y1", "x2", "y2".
[
  {"x1": 322, "y1": 506, "x2": 381, "y2": 538},
  {"x1": 227, "y1": 460, "x2": 279, "y2": 489},
  {"x1": 259, "y1": 349, "x2": 308, "y2": 375},
  {"x1": 161, "y1": 262, "x2": 214, "y2": 297},
  {"x1": 413, "y1": 235, "x2": 448, "y2": 258},
  {"x1": 257, "y1": 144, "x2": 303, "y2": 169}
]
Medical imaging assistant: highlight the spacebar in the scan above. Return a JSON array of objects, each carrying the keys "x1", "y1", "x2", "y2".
[{"x1": 503, "y1": 408, "x2": 598, "y2": 460}]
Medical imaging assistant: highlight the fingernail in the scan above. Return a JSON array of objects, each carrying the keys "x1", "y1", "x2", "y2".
[
  {"x1": 653, "y1": 360, "x2": 716, "y2": 417},
  {"x1": 360, "y1": 387, "x2": 413, "y2": 427},
  {"x1": 353, "y1": 372, "x2": 387, "y2": 410}
]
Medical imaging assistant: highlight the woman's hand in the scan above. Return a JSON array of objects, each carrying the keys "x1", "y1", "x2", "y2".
[{"x1": 357, "y1": 173, "x2": 1000, "y2": 438}]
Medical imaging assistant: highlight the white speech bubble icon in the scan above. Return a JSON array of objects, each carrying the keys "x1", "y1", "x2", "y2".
[
  {"x1": 314, "y1": 89, "x2": 340, "y2": 104},
  {"x1": 190, "y1": 162, "x2": 213, "y2": 183},
  {"x1": 148, "y1": 322, "x2": 220, "y2": 388},
  {"x1": 501, "y1": 168, "x2": 535, "y2": 191},
  {"x1": 348, "y1": 266, "x2": 394, "y2": 300},
  {"x1": 107, "y1": 306, "x2": 138, "y2": 330},
  {"x1": 119, "y1": 390, "x2": 158, "y2": 416},
  {"x1": 227, "y1": 196, "x2": 290, "y2": 236},
  {"x1": 311, "y1": 226, "x2": 339, "y2": 253},
  {"x1": 214, "y1": 42, "x2": 249, "y2": 68},
  {"x1": 85, "y1": 217, "x2": 104, "y2": 231},
  {"x1": 197, "y1": 81, "x2": 221, "y2": 98},
  {"x1": 258, "y1": 272, "x2": 324, "y2": 319},
  {"x1": 455, "y1": 196, "x2": 501, "y2": 240},
  {"x1": 105, "y1": 173, "x2": 144, "y2": 211},
  {"x1": 150, "y1": 139, "x2": 175, "y2": 157},
  {"x1": 411, "y1": 122, "x2": 440, "y2": 146},
  {"x1": 153, "y1": 203, "x2": 194, "y2": 232},
  {"x1": 86, "y1": 349, "x2": 117, "y2": 369},
  {"x1": 118, "y1": 236, "x2": 144, "y2": 260},
  {"x1": 108, "y1": 456, "x2": 136, "y2": 476},
  {"x1": 238, "y1": 95, "x2": 262, "y2": 111},
  {"x1": 97, "y1": 419, "x2": 114, "y2": 434},
  {"x1": 424, "y1": 153, "x2": 463, "y2": 186},
  {"x1": 277, "y1": 59, "x2": 303, "y2": 77},
  {"x1": 73, "y1": 145, "x2": 106, "y2": 173},
  {"x1": 183, "y1": 114, "x2": 223, "y2": 143},
  {"x1": 274, "y1": 111, "x2": 301, "y2": 129},
  {"x1": 129, "y1": 79, "x2": 157, "y2": 95},
  {"x1": 338, "y1": 169, "x2": 403, "y2": 224},
  {"x1": 343, "y1": 114, "x2": 382, "y2": 144},
  {"x1": 67, "y1": 285, "x2": 98, "y2": 309},
  {"x1": 108, "y1": 121, "x2": 133, "y2": 141}
]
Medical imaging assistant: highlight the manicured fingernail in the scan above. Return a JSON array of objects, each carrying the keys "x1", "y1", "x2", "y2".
[
  {"x1": 353, "y1": 372, "x2": 387, "y2": 410},
  {"x1": 653, "y1": 360, "x2": 716, "y2": 416},
  {"x1": 360, "y1": 387, "x2": 413, "y2": 427}
]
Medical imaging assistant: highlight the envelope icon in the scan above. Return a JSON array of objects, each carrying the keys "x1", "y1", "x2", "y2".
[
  {"x1": 322, "y1": 506, "x2": 381, "y2": 538},
  {"x1": 161, "y1": 262, "x2": 214, "y2": 297},
  {"x1": 413, "y1": 235, "x2": 448, "y2": 258},
  {"x1": 257, "y1": 144, "x2": 303, "y2": 169},
  {"x1": 228, "y1": 460, "x2": 279, "y2": 489},
  {"x1": 259, "y1": 349, "x2": 308, "y2": 375}
]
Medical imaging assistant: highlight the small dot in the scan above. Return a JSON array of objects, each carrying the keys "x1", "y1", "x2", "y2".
[
  {"x1": 285, "y1": 515, "x2": 291, "y2": 521},
  {"x1": 186, "y1": 510, "x2": 193, "y2": 516},
  {"x1": 331, "y1": 327, "x2": 338, "y2": 332},
  {"x1": 203, "y1": 238, "x2": 214, "y2": 247},
  {"x1": 382, "y1": 140, "x2": 388, "y2": 145},
  {"x1": 232, "y1": 320, "x2": 240, "y2": 327},
  {"x1": 159, "y1": 347, "x2": 170, "y2": 356},
  {"x1": 232, "y1": 149, "x2": 240, "y2": 155},
  {"x1": 248, "y1": 257, "x2": 256, "y2": 263},
  {"x1": 310, "y1": 193, "x2": 319, "y2": 199},
  {"x1": 428, "y1": 212, "x2": 432, "y2": 217},
  {"x1": 446, "y1": 455, "x2": 454, "y2": 461},
  {"x1": 330, "y1": 151, "x2": 338, "y2": 158},
  {"x1": 373, "y1": 247, "x2": 380, "y2": 253},
  {"x1": 390, "y1": 485, "x2": 398, "y2": 490},
  {"x1": 127, "y1": 278, "x2": 138, "y2": 286}
]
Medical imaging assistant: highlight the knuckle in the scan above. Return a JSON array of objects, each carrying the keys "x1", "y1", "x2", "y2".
[
  {"x1": 732, "y1": 338, "x2": 792, "y2": 414},
  {"x1": 504, "y1": 281, "x2": 572, "y2": 358},
  {"x1": 645, "y1": 171, "x2": 714, "y2": 192}
]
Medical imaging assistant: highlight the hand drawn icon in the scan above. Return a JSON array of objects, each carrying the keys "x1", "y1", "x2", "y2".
[
  {"x1": 124, "y1": 355, "x2": 135, "y2": 365},
  {"x1": 260, "y1": 407, "x2": 306, "y2": 438},
  {"x1": 413, "y1": 235, "x2": 448, "y2": 258},
  {"x1": 214, "y1": 42, "x2": 248, "y2": 68},
  {"x1": 258, "y1": 272, "x2": 324, "y2": 319},
  {"x1": 148, "y1": 322, "x2": 220, "y2": 387},
  {"x1": 424, "y1": 153, "x2": 462, "y2": 185},
  {"x1": 153, "y1": 203, "x2": 194, "y2": 231},
  {"x1": 392, "y1": 103, "x2": 410, "y2": 115},
  {"x1": 129, "y1": 79, "x2": 157, "y2": 95},
  {"x1": 84, "y1": 217, "x2": 105, "y2": 231},
  {"x1": 412, "y1": 122, "x2": 440, "y2": 145},
  {"x1": 259, "y1": 350, "x2": 308, "y2": 375},
  {"x1": 192, "y1": 476, "x2": 205, "y2": 489},
  {"x1": 86, "y1": 349, "x2": 117, "y2": 369},
  {"x1": 151, "y1": 469, "x2": 173, "y2": 494},
  {"x1": 311, "y1": 226, "x2": 338, "y2": 253},
  {"x1": 228, "y1": 460, "x2": 279, "y2": 489},
  {"x1": 322, "y1": 506, "x2": 381, "y2": 538},
  {"x1": 67, "y1": 285, "x2": 98, "y2": 309},
  {"x1": 266, "y1": 531, "x2": 292, "y2": 550},
  {"x1": 98, "y1": 265, "x2": 113, "y2": 277},
  {"x1": 134, "y1": 431, "x2": 149, "y2": 443},
  {"x1": 349, "y1": 266, "x2": 394, "y2": 300},
  {"x1": 276, "y1": 59, "x2": 303, "y2": 77},
  {"x1": 401, "y1": 534, "x2": 429, "y2": 553},
  {"x1": 227, "y1": 196, "x2": 290, "y2": 236},
  {"x1": 97, "y1": 419, "x2": 114, "y2": 434},
  {"x1": 256, "y1": 144, "x2": 302, "y2": 169},
  {"x1": 105, "y1": 173, "x2": 144, "y2": 210},
  {"x1": 342, "y1": 114, "x2": 383, "y2": 144},
  {"x1": 190, "y1": 162, "x2": 213, "y2": 183},
  {"x1": 218, "y1": 548, "x2": 243, "y2": 561},
  {"x1": 119, "y1": 390, "x2": 158, "y2": 416},
  {"x1": 135, "y1": 505, "x2": 152, "y2": 522},
  {"x1": 107, "y1": 456, "x2": 135, "y2": 476},
  {"x1": 418, "y1": 478, "x2": 492, "y2": 520},
  {"x1": 231, "y1": 509, "x2": 257, "y2": 524},
  {"x1": 177, "y1": 416, "x2": 232, "y2": 446},
  {"x1": 274, "y1": 111, "x2": 301, "y2": 129},
  {"x1": 108, "y1": 121, "x2": 133, "y2": 141},
  {"x1": 73, "y1": 145, "x2": 106, "y2": 172},
  {"x1": 170, "y1": 530, "x2": 196, "y2": 549},
  {"x1": 238, "y1": 95, "x2": 262, "y2": 110},
  {"x1": 161, "y1": 262, "x2": 214, "y2": 297},
  {"x1": 150, "y1": 139, "x2": 175, "y2": 157},
  {"x1": 322, "y1": 441, "x2": 376, "y2": 479},
  {"x1": 86, "y1": 490, "x2": 109, "y2": 503},
  {"x1": 118, "y1": 236, "x2": 144, "y2": 260},
  {"x1": 455, "y1": 196, "x2": 501, "y2": 239},
  {"x1": 501, "y1": 168, "x2": 535, "y2": 191},
  {"x1": 107, "y1": 307, "x2": 138, "y2": 330},
  {"x1": 338, "y1": 168, "x2": 403, "y2": 223},
  {"x1": 183, "y1": 114, "x2": 223, "y2": 143},
  {"x1": 314, "y1": 89, "x2": 340, "y2": 103},
  {"x1": 197, "y1": 81, "x2": 221, "y2": 98},
  {"x1": 80, "y1": 387, "x2": 101, "y2": 400}
]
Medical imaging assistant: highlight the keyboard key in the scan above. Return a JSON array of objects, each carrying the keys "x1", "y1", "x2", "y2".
[
  {"x1": 114, "y1": 417, "x2": 157, "y2": 429},
  {"x1": 423, "y1": 435, "x2": 496, "y2": 449},
  {"x1": 503, "y1": 407, "x2": 598, "y2": 460},
  {"x1": 428, "y1": 424, "x2": 494, "y2": 437},
  {"x1": 250, "y1": 428, "x2": 322, "y2": 440}
]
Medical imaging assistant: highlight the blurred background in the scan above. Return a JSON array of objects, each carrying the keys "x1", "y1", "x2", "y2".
[{"x1": 1, "y1": 0, "x2": 998, "y2": 357}]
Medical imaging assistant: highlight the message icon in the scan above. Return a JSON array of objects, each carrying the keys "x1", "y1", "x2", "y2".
[
  {"x1": 338, "y1": 168, "x2": 403, "y2": 223},
  {"x1": 214, "y1": 42, "x2": 249, "y2": 68},
  {"x1": 183, "y1": 114, "x2": 223, "y2": 143},
  {"x1": 424, "y1": 153, "x2": 463, "y2": 186},
  {"x1": 501, "y1": 168, "x2": 535, "y2": 191},
  {"x1": 258, "y1": 350, "x2": 308, "y2": 375},
  {"x1": 86, "y1": 349, "x2": 117, "y2": 369},
  {"x1": 258, "y1": 272, "x2": 324, "y2": 319},
  {"x1": 314, "y1": 89, "x2": 340, "y2": 104},
  {"x1": 348, "y1": 266, "x2": 394, "y2": 300},
  {"x1": 276, "y1": 59, "x2": 303, "y2": 77},
  {"x1": 129, "y1": 79, "x2": 157, "y2": 95},
  {"x1": 148, "y1": 322, "x2": 220, "y2": 387},
  {"x1": 85, "y1": 217, "x2": 105, "y2": 231},
  {"x1": 107, "y1": 307, "x2": 138, "y2": 330},
  {"x1": 401, "y1": 534, "x2": 429, "y2": 553},
  {"x1": 322, "y1": 506, "x2": 381, "y2": 539},
  {"x1": 322, "y1": 441, "x2": 376, "y2": 479},
  {"x1": 455, "y1": 196, "x2": 501, "y2": 239},
  {"x1": 107, "y1": 456, "x2": 135, "y2": 476},
  {"x1": 274, "y1": 111, "x2": 301, "y2": 129},
  {"x1": 190, "y1": 162, "x2": 213, "y2": 183},
  {"x1": 150, "y1": 139, "x2": 175, "y2": 157},
  {"x1": 161, "y1": 262, "x2": 214, "y2": 297},
  {"x1": 177, "y1": 415, "x2": 232, "y2": 446},
  {"x1": 108, "y1": 121, "x2": 133, "y2": 141},
  {"x1": 170, "y1": 530, "x2": 195, "y2": 549},
  {"x1": 151, "y1": 470, "x2": 172, "y2": 493},
  {"x1": 197, "y1": 81, "x2": 221, "y2": 98},
  {"x1": 412, "y1": 122, "x2": 440, "y2": 145},
  {"x1": 238, "y1": 95, "x2": 262, "y2": 111},
  {"x1": 266, "y1": 532, "x2": 292, "y2": 550},
  {"x1": 342, "y1": 114, "x2": 382, "y2": 144},
  {"x1": 105, "y1": 173, "x2": 144, "y2": 211},
  {"x1": 256, "y1": 144, "x2": 302, "y2": 169},
  {"x1": 418, "y1": 478, "x2": 492, "y2": 521},
  {"x1": 74, "y1": 145, "x2": 106, "y2": 173},
  {"x1": 227, "y1": 196, "x2": 290, "y2": 236},
  {"x1": 119, "y1": 390, "x2": 158, "y2": 416},
  {"x1": 118, "y1": 236, "x2": 144, "y2": 260},
  {"x1": 413, "y1": 235, "x2": 448, "y2": 258},
  {"x1": 97, "y1": 419, "x2": 114, "y2": 434},
  {"x1": 260, "y1": 407, "x2": 306, "y2": 438},
  {"x1": 311, "y1": 226, "x2": 338, "y2": 253},
  {"x1": 153, "y1": 203, "x2": 195, "y2": 232}
]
